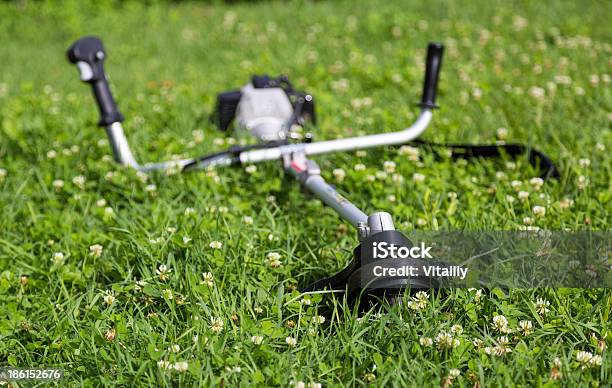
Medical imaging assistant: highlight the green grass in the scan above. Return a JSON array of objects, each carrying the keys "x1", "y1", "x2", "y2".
[{"x1": 0, "y1": 0, "x2": 610, "y2": 386}]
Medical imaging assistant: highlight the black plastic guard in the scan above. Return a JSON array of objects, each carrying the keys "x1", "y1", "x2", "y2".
[{"x1": 303, "y1": 231, "x2": 437, "y2": 300}]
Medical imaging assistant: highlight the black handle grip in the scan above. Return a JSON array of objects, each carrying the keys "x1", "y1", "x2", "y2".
[
  {"x1": 67, "y1": 36, "x2": 124, "y2": 126},
  {"x1": 420, "y1": 42, "x2": 444, "y2": 109}
]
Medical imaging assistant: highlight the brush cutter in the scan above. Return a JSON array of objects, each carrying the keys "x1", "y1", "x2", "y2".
[{"x1": 67, "y1": 37, "x2": 559, "y2": 307}]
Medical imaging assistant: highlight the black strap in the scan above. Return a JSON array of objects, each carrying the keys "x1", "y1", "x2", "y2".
[{"x1": 410, "y1": 140, "x2": 560, "y2": 180}]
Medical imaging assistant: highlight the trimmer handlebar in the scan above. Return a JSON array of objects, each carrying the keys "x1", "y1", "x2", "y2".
[
  {"x1": 67, "y1": 36, "x2": 124, "y2": 126},
  {"x1": 420, "y1": 42, "x2": 444, "y2": 109},
  {"x1": 66, "y1": 37, "x2": 442, "y2": 172}
]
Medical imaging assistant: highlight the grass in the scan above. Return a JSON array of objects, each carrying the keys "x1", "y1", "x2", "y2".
[{"x1": 0, "y1": 0, "x2": 610, "y2": 386}]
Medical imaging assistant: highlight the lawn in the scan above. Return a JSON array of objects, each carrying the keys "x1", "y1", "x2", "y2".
[{"x1": 0, "y1": 0, "x2": 610, "y2": 386}]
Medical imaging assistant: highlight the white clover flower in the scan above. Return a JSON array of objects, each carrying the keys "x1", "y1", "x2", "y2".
[
  {"x1": 558, "y1": 198, "x2": 574, "y2": 209},
  {"x1": 72, "y1": 175, "x2": 86, "y2": 189},
  {"x1": 532, "y1": 205, "x2": 546, "y2": 217},
  {"x1": 387, "y1": 195, "x2": 396, "y2": 202},
  {"x1": 492, "y1": 315, "x2": 511, "y2": 333},
  {"x1": 398, "y1": 145, "x2": 420, "y2": 160},
  {"x1": 269, "y1": 258, "x2": 282, "y2": 268},
  {"x1": 596, "y1": 142, "x2": 605, "y2": 151},
  {"x1": 473, "y1": 289, "x2": 483, "y2": 303},
  {"x1": 518, "y1": 191, "x2": 530, "y2": 201},
  {"x1": 254, "y1": 306, "x2": 264, "y2": 315},
  {"x1": 285, "y1": 336, "x2": 297, "y2": 347},
  {"x1": 267, "y1": 252, "x2": 282, "y2": 268},
  {"x1": 96, "y1": 199, "x2": 107, "y2": 207},
  {"x1": 535, "y1": 297, "x2": 550, "y2": 315},
  {"x1": 89, "y1": 244, "x2": 103, "y2": 258},
  {"x1": 417, "y1": 218, "x2": 427, "y2": 227},
  {"x1": 149, "y1": 237, "x2": 163, "y2": 244},
  {"x1": 523, "y1": 217, "x2": 533, "y2": 225},
  {"x1": 506, "y1": 161, "x2": 516, "y2": 170},
  {"x1": 168, "y1": 344, "x2": 180, "y2": 353},
  {"x1": 392, "y1": 174, "x2": 404, "y2": 183},
  {"x1": 201, "y1": 272, "x2": 214, "y2": 287},
  {"x1": 383, "y1": 161, "x2": 396, "y2": 173},
  {"x1": 104, "y1": 207, "x2": 114, "y2": 217},
  {"x1": 355, "y1": 150, "x2": 367, "y2": 157},
  {"x1": 162, "y1": 289, "x2": 173, "y2": 300},
  {"x1": 182, "y1": 235, "x2": 192, "y2": 244},
  {"x1": 105, "y1": 171, "x2": 115, "y2": 181},
  {"x1": 449, "y1": 369, "x2": 461, "y2": 378},
  {"x1": 435, "y1": 331, "x2": 458, "y2": 349},
  {"x1": 243, "y1": 216, "x2": 254, "y2": 225},
  {"x1": 192, "y1": 129, "x2": 204, "y2": 143},
  {"x1": 577, "y1": 175, "x2": 588, "y2": 190},
  {"x1": 528, "y1": 86, "x2": 545, "y2": 101},
  {"x1": 209, "y1": 241, "x2": 222, "y2": 249},
  {"x1": 313, "y1": 315, "x2": 325, "y2": 324},
  {"x1": 184, "y1": 207, "x2": 195, "y2": 216},
  {"x1": 451, "y1": 324, "x2": 463, "y2": 335},
  {"x1": 52, "y1": 179, "x2": 65, "y2": 191},
  {"x1": 375, "y1": 171, "x2": 388, "y2": 180},
  {"x1": 300, "y1": 298, "x2": 312, "y2": 306},
  {"x1": 156, "y1": 264, "x2": 172, "y2": 281},
  {"x1": 505, "y1": 195, "x2": 515, "y2": 204},
  {"x1": 518, "y1": 320, "x2": 533, "y2": 335},
  {"x1": 173, "y1": 361, "x2": 188, "y2": 372},
  {"x1": 412, "y1": 173, "x2": 425, "y2": 182},
  {"x1": 145, "y1": 184, "x2": 157, "y2": 193},
  {"x1": 133, "y1": 169, "x2": 148, "y2": 184},
  {"x1": 576, "y1": 350, "x2": 592, "y2": 366},
  {"x1": 447, "y1": 192, "x2": 458, "y2": 200},
  {"x1": 554, "y1": 75, "x2": 572, "y2": 85},
  {"x1": 134, "y1": 279, "x2": 146, "y2": 292},
  {"x1": 333, "y1": 168, "x2": 346, "y2": 181},
  {"x1": 52, "y1": 252, "x2": 65, "y2": 266},
  {"x1": 568, "y1": 260, "x2": 580, "y2": 270},
  {"x1": 103, "y1": 290, "x2": 115, "y2": 306},
  {"x1": 157, "y1": 360, "x2": 171, "y2": 370},
  {"x1": 419, "y1": 337, "x2": 433, "y2": 347},
  {"x1": 511, "y1": 180, "x2": 522, "y2": 191},
  {"x1": 589, "y1": 354, "x2": 602, "y2": 367},
  {"x1": 529, "y1": 177, "x2": 544, "y2": 190},
  {"x1": 245, "y1": 165, "x2": 257, "y2": 174},
  {"x1": 473, "y1": 338, "x2": 484, "y2": 348},
  {"x1": 578, "y1": 158, "x2": 591, "y2": 168},
  {"x1": 414, "y1": 291, "x2": 429, "y2": 308},
  {"x1": 210, "y1": 317, "x2": 224, "y2": 333},
  {"x1": 251, "y1": 335, "x2": 264, "y2": 345},
  {"x1": 354, "y1": 163, "x2": 366, "y2": 171},
  {"x1": 47, "y1": 150, "x2": 58, "y2": 159}
]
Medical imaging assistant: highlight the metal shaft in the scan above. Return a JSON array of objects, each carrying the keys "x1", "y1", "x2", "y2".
[{"x1": 303, "y1": 175, "x2": 368, "y2": 227}]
